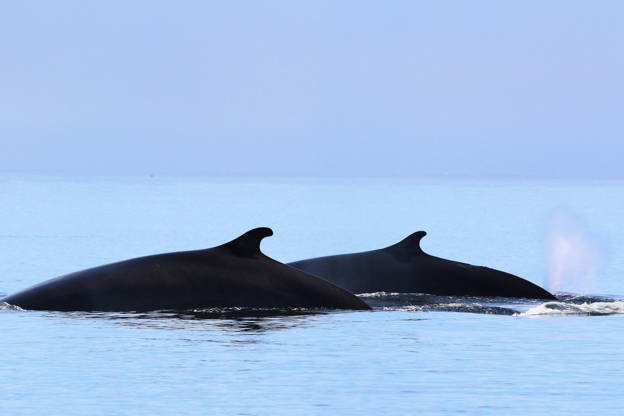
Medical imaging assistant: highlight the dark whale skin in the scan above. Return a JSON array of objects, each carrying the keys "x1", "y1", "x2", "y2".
[
  {"x1": 2, "y1": 228, "x2": 371, "y2": 312},
  {"x1": 289, "y1": 231, "x2": 556, "y2": 300}
]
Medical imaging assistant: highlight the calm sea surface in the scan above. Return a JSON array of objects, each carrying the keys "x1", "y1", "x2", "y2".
[{"x1": 1, "y1": 175, "x2": 623, "y2": 415}]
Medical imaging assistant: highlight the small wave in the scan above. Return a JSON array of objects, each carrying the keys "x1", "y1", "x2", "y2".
[
  {"x1": 360, "y1": 291, "x2": 624, "y2": 317},
  {"x1": 0, "y1": 303, "x2": 329, "y2": 318},
  {"x1": 358, "y1": 292, "x2": 405, "y2": 298},
  {"x1": 1, "y1": 301, "x2": 24, "y2": 311},
  {"x1": 516, "y1": 301, "x2": 624, "y2": 316},
  {"x1": 553, "y1": 292, "x2": 619, "y2": 304},
  {"x1": 384, "y1": 303, "x2": 517, "y2": 316}
]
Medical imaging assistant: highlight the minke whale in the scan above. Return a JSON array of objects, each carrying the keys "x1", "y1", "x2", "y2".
[
  {"x1": 2, "y1": 228, "x2": 370, "y2": 312},
  {"x1": 289, "y1": 231, "x2": 556, "y2": 300}
]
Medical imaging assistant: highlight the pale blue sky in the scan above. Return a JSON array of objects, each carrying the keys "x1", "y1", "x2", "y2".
[{"x1": 1, "y1": 1, "x2": 622, "y2": 177}]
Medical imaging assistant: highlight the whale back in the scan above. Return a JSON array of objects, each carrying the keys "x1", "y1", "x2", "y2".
[
  {"x1": 2, "y1": 228, "x2": 371, "y2": 311},
  {"x1": 288, "y1": 231, "x2": 556, "y2": 299}
]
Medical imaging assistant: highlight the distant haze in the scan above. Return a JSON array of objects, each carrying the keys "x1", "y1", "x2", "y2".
[{"x1": 1, "y1": 1, "x2": 623, "y2": 177}]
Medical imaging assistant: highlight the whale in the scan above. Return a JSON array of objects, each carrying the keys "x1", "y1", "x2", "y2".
[
  {"x1": 289, "y1": 231, "x2": 556, "y2": 300},
  {"x1": 2, "y1": 228, "x2": 371, "y2": 312}
]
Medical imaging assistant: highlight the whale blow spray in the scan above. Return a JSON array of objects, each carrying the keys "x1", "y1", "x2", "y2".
[{"x1": 547, "y1": 210, "x2": 598, "y2": 293}]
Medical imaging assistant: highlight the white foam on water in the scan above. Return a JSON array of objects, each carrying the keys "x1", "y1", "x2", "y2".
[
  {"x1": 0, "y1": 301, "x2": 24, "y2": 311},
  {"x1": 517, "y1": 301, "x2": 624, "y2": 316},
  {"x1": 358, "y1": 292, "x2": 403, "y2": 298},
  {"x1": 382, "y1": 303, "x2": 517, "y2": 315},
  {"x1": 382, "y1": 305, "x2": 424, "y2": 312}
]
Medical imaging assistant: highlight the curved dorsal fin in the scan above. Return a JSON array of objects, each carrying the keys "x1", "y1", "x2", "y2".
[
  {"x1": 222, "y1": 227, "x2": 273, "y2": 256},
  {"x1": 390, "y1": 230, "x2": 426, "y2": 253}
]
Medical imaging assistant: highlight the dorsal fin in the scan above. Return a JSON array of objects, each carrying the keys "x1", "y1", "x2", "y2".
[
  {"x1": 390, "y1": 230, "x2": 426, "y2": 253},
  {"x1": 222, "y1": 227, "x2": 273, "y2": 256}
]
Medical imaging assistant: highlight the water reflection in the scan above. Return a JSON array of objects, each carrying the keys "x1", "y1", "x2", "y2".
[
  {"x1": 8, "y1": 293, "x2": 621, "y2": 325},
  {"x1": 50, "y1": 307, "x2": 331, "y2": 333},
  {"x1": 363, "y1": 292, "x2": 624, "y2": 316},
  {"x1": 359, "y1": 292, "x2": 547, "y2": 308},
  {"x1": 360, "y1": 292, "x2": 531, "y2": 315}
]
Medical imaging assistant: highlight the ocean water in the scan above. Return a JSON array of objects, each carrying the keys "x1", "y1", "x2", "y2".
[{"x1": 1, "y1": 175, "x2": 623, "y2": 415}]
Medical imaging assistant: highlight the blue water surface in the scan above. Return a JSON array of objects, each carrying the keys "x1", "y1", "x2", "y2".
[{"x1": 1, "y1": 175, "x2": 623, "y2": 415}]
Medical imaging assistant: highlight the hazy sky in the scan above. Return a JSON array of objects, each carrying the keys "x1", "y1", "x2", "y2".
[{"x1": 1, "y1": 1, "x2": 622, "y2": 177}]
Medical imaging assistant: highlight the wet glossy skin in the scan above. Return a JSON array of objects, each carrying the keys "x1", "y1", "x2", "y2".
[
  {"x1": 289, "y1": 231, "x2": 556, "y2": 300},
  {"x1": 2, "y1": 228, "x2": 371, "y2": 312}
]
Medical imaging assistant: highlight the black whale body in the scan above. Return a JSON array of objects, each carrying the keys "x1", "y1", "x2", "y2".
[
  {"x1": 289, "y1": 231, "x2": 556, "y2": 300},
  {"x1": 2, "y1": 228, "x2": 370, "y2": 312}
]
